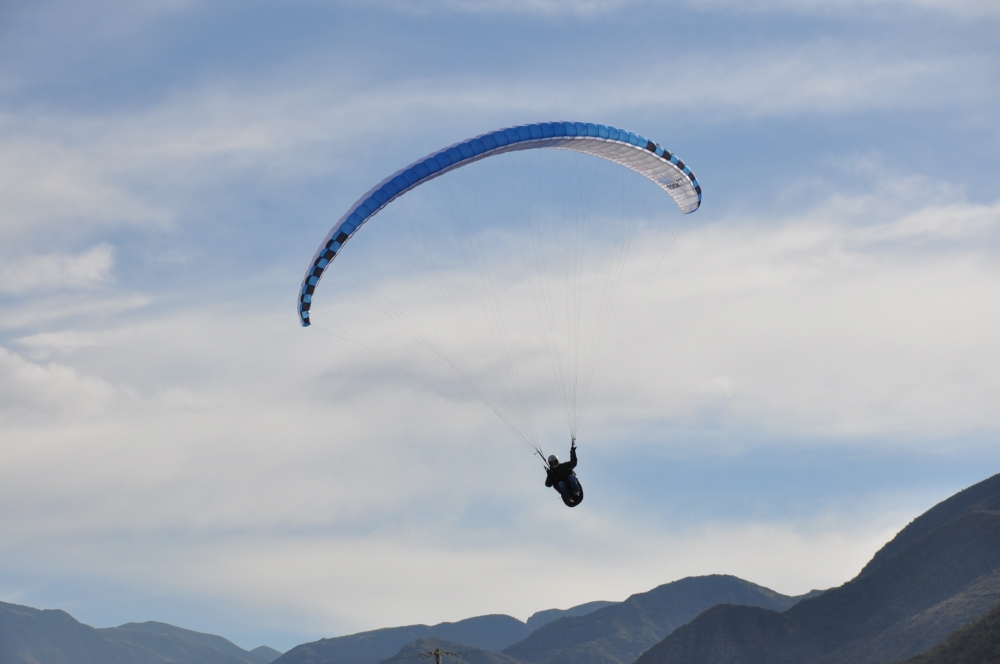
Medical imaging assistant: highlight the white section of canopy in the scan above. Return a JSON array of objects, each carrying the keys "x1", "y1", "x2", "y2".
[
  {"x1": 555, "y1": 138, "x2": 699, "y2": 213},
  {"x1": 451, "y1": 136, "x2": 701, "y2": 215}
]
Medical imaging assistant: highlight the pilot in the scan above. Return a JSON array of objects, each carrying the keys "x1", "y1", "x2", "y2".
[{"x1": 545, "y1": 440, "x2": 581, "y2": 506}]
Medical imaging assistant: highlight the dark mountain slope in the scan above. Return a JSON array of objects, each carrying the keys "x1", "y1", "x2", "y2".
[
  {"x1": 800, "y1": 511, "x2": 1000, "y2": 656},
  {"x1": 862, "y1": 473, "x2": 1000, "y2": 577},
  {"x1": 274, "y1": 615, "x2": 530, "y2": 664},
  {"x1": 379, "y1": 637, "x2": 527, "y2": 664},
  {"x1": 527, "y1": 602, "x2": 618, "y2": 631},
  {"x1": 641, "y1": 511, "x2": 1000, "y2": 664},
  {"x1": 638, "y1": 603, "x2": 818, "y2": 664},
  {"x1": 902, "y1": 601, "x2": 1000, "y2": 664},
  {"x1": 0, "y1": 600, "x2": 280, "y2": 664},
  {"x1": 828, "y1": 568, "x2": 1000, "y2": 663},
  {"x1": 502, "y1": 575, "x2": 806, "y2": 664},
  {"x1": 636, "y1": 474, "x2": 1000, "y2": 664}
]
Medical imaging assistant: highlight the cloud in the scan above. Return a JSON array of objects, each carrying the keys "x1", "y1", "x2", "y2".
[
  {"x1": 0, "y1": 121, "x2": 173, "y2": 241},
  {"x1": 0, "y1": 345, "x2": 120, "y2": 424},
  {"x1": 152, "y1": 517, "x2": 899, "y2": 630},
  {"x1": 347, "y1": 0, "x2": 1000, "y2": 19},
  {"x1": 0, "y1": 244, "x2": 116, "y2": 294},
  {"x1": 600, "y1": 196, "x2": 1000, "y2": 441},
  {"x1": 0, "y1": 469, "x2": 906, "y2": 636},
  {"x1": 0, "y1": 295, "x2": 150, "y2": 330},
  {"x1": 858, "y1": 200, "x2": 1000, "y2": 243}
]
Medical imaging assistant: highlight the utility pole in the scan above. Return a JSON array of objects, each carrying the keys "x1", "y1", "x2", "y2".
[{"x1": 420, "y1": 648, "x2": 459, "y2": 664}]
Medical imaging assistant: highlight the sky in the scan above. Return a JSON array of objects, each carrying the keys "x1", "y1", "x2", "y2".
[{"x1": 1, "y1": 0, "x2": 1000, "y2": 654}]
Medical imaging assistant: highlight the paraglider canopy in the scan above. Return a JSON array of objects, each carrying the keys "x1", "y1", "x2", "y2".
[{"x1": 298, "y1": 121, "x2": 701, "y2": 327}]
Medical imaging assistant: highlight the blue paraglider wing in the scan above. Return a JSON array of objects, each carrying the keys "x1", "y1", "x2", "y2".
[{"x1": 299, "y1": 121, "x2": 701, "y2": 326}]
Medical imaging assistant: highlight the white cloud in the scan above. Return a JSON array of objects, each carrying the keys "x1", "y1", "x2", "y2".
[
  {"x1": 0, "y1": 244, "x2": 116, "y2": 294},
  {"x1": 708, "y1": 0, "x2": 1000, "y2": 18},
  {"x1": 600, "y1": 196, "x2": 1000, "y2": 441},
  {"x1": 0, "y1": 294, "x2": 150, "y2": 330},
  {"x1": 347, "y1": 0, "x2": 1000, "y2": 18},
  {"x1": 0, "y1": 345, "x2": 120, "y2": 423},
  {"x1": 0, "y1": 120, "x2": 173, "y2": 239},
  {"x1": 0, "y1": 472, "x2": 906, "y2": 635},
  {"x1": 140, "y1": 518, "x2": 899, "y2": 630}
]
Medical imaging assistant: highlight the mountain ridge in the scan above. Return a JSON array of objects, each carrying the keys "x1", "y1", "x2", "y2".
[
  {"x1": 0, "y1": 600, "x2": 281, "y2": 664},
  {"x1": 632, "y1": 473, "x2": 1000, "y2": 664},
  {"x1": 861, "y1": 473, "x2": 1000, "y2": 577},
  {"x1": 500, "y1": 575, "x2": 814, "y2": 664}
]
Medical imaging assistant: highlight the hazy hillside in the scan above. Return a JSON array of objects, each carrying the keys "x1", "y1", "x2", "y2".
[
  {"x1": 527, "y1": 602, "x2": 618, "y2": 631},
  {"x1": 273, "y1": 614, "x2": 531, "y2": 664},
  {"x1": 101, "y1": 621, "x2": 282, "y2": 664},
  {"x1": 0, "y1": 601, "x2": 280, "y2": 664},
  {"x1": 1, "y1": 600, "x2": 133, "y2": 664},
  {"x1": 902, "y1": 601, "x2": 1000, "y2": 664},
  {"x1": 634, "y1": 473, "x2": 1000, "y2": 664},
  {"x1": 253, "y1": 647, "x2": 285, "y2": 663},
  {"x1": 501, "y1": 575, "x2": 810, "y2": 664},
  {"x1": 432, "y1": 616, "x2": 532, "y2": 651}
]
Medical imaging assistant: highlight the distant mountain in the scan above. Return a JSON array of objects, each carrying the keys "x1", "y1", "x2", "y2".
[
  {"x1": 527, "y1": 600, "x2": 618, "y2": 631},
  {"x1": 526, "y1": 602, "x2": 618, "y2": 631},
  {"x1": 0, "y1": 600, "x2": 281, "y2": 664},
  {"x1": 1, "y1": 600, "x2": 132, "y2": 664},
  {"x1": 253, "y1": 646, "x2": 285, "y2": 662},
  {"x1": 273, "y1": 614, "x2": 531, "y2": 664},
  {"x1": 101, "y1": 621, "x2": 283, "y2": 664},
  {"x1": 501, "y1": 575, "x2": 812, "y2": 664},
  {"x1": 901, "y1": 601, "x2": 1000, "y2": 664},
  {"x1": 432, "y1": 616, "x2": 532, "y2": 651},
  {"x1": 634, "y1": 473, "x2": 1000, "y2": 664}
]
